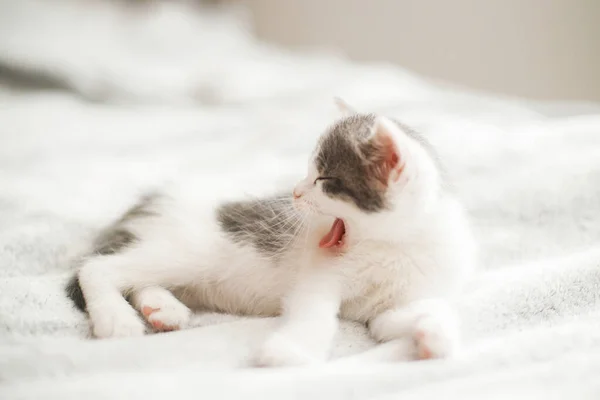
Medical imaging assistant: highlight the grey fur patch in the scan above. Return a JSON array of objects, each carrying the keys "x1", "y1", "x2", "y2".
[
  {"x1": 65, "y1": 192, "x2": 162, "y2": 311},
  {"x1": 316, "y1": 114, "x2": 386, "y2": 212},
  {"x1": 316, "y1": 114, "x2": 442, "y2": 212},
  {"x1": 93, "y1": 228, "x2": 136, "y2": 256},
  {"x1": 217, "y1": 193, "x2": 303, "y2": 257},
  {"x1": 92, "y1": 192, "x2": 161, "y2": 255}
]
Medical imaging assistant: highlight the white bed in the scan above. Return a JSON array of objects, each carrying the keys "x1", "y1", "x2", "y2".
[{"x1": 1, "y1": 1, "x2": 600, "y2": 399}]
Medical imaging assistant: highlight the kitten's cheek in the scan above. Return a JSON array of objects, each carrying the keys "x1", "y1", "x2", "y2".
[{"x1": 294, "y1": 197, "x2": 317, "y2": 212}]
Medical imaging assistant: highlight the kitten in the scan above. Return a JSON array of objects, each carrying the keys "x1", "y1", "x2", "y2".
[{"x1": 66, "y1": 99, "x2": 475, "y2": 366}]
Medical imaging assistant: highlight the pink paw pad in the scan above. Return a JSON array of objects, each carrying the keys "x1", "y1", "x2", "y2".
[
  {"x1": 141, "y1": 306, "x2": 179, "y2": 332},
  {"x1": 414, "y1": 330, "x2": 433, "y2": 360},
  {"x1": 142, "y1": 306, "x2": 159, "y2": 317}
]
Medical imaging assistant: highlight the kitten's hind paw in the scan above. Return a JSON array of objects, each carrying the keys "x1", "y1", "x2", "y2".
[
  {"x1": 142, "y1": 305, "x2": 190, "y2": 332},
  {"x1": 137, "y1": 289, "x2": 191, "y2": 332}
]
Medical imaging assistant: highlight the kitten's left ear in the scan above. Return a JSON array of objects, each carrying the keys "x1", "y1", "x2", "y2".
[
  {"x1": 369, "y1": 117, "x2": 405, "y2": 184},
  {"x1": 334, "y1": 97, "x2": 357, "y2": 116}
]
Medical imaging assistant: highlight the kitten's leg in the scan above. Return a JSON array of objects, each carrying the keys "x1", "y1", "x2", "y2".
[
  {"x1": 253, "y1": 269, "x2": 340, "y2": 367},
  {"x1": 368, "y1": 299, "x2": 460, "y2": 360},
  {"x1": 78, "y1": 248, "x2": 186, "y2": 338},
  {"x1": 78, "y1": 254, "x2": 146, "y2": 338},
  {"x1": 130, "y1": 286, "x2": 191, "y2": 332}
]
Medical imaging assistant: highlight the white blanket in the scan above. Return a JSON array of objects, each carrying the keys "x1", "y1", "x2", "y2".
[{"x1": 1, "y1": 1, "x2": 600, "y2": 399}]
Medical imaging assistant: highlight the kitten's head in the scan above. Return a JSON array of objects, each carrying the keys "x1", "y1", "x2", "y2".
[{"x1": 293, "y1": 99, "x2": 442, "y2": 245}]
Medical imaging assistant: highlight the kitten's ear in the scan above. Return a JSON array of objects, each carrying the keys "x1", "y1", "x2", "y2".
[
  {"x1": 369, "y1": 117, "x2": 404, "y2": 184},
  {"x1": 334, "y1": 97, "x2": 357, "y2": 116}
]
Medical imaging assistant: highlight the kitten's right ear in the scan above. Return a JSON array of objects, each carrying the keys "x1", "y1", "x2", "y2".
[
  {"x1": 369, "y1": 117, "x2": 405, "y2": 184},
  {"x1": 334, "y1": 97, "x2": 357, "y2": 116}
]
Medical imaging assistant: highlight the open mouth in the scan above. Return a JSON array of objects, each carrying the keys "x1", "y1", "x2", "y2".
[{"x1": 319, "y1": 218, "x2": 346, "y2": 249}]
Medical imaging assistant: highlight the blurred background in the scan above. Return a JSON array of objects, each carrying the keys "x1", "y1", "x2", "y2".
[
  {"x1": 1, "y1": 0, "x2": 599, "y2": 104},
  {"x1": 246, "y1": 0, "x2": 600, "y2": 102}
]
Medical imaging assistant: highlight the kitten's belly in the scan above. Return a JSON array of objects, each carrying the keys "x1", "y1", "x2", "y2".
[
  {"x1": 176, "y1": 244, "x2": 295, "y2": 317},
  {"x1": 180, "y1": 282, "x2": 284, "y2": 317}
]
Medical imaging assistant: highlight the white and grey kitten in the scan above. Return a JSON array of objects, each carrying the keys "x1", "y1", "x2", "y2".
[{"x1": 67, "y1": 100, "x2": 476, "y2": 366}]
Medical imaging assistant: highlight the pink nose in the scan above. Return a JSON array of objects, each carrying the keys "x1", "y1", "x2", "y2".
[{"x1": 293, "y1": 190, "x2": 302, "y2": 199}]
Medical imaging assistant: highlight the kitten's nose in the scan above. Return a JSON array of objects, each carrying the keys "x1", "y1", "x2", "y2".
[{"x1": 293, "y1": 189, "x2": 302, "y2": 199}]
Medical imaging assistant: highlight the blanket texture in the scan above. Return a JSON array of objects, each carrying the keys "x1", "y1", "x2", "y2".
[{"x1": 1, "y1": 1, "x2": 600, "y2": 399}]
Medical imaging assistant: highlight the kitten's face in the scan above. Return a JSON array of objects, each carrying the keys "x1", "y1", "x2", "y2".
[{"x1": 293, "y1": 113, "x2": 425, "y2": 224}]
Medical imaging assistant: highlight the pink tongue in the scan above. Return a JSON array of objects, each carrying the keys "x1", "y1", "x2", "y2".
[{"x1": 319, "y1": 218, "x2": 346, "y2": 248}]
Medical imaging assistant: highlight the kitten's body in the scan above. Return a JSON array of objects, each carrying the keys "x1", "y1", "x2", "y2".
[{"x1": 68, "y1": 106, "x2": 475, "y2": 366}]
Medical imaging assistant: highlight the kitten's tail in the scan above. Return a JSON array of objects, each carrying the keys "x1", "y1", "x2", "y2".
[{"x1": 66, "y1": 275, "x2": 87, "y2": 311}]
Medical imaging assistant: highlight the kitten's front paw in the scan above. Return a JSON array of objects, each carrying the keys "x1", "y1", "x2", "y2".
[
  {"x1": 414, "y1": 314, "x2": 459, "y2": 360},
  {"x1": 252, "y1": 333, "x2": 322, "y2": 368},
  {"x1": 90, "y1": 306, "x2": 146, "y2": 338}
]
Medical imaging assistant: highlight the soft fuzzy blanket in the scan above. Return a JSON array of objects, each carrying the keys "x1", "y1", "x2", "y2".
[{"x1": 1, "y1": 1, "x2": 600, "y2": 399}]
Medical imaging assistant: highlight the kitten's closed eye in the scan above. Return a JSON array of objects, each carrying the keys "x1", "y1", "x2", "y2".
[{"x1": 314, "y1": 177, "x2": 338, "y2": 185}]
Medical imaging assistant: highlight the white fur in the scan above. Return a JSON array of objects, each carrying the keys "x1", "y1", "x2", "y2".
[{"x1": 77, "y1": 114, "x2": 475, "y2": 366}]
